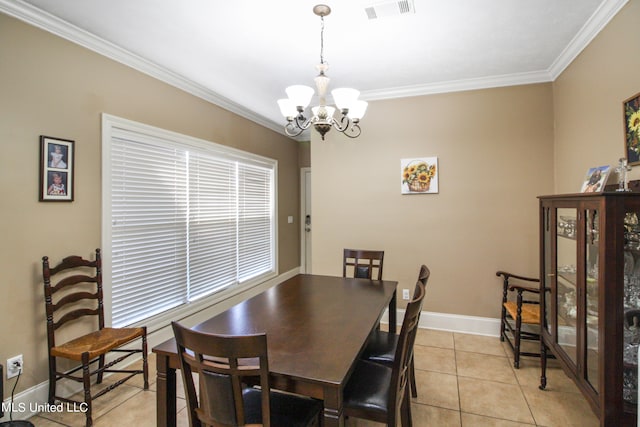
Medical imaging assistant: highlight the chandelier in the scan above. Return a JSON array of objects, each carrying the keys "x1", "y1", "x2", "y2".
[{"x1": 277, "y1": 4, "x2": 368, "y2": 140}]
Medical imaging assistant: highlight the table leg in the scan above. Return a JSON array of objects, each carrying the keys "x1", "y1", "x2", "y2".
[
  {"x1": 156, "y1": 353, "x2": 176, "y2": 427},
  {"x1": 389, "y1": 291, "x2": 397, "y2": 334},
  {"x1": 322, "y1": 386, "x2": 345, "y2": 427}
]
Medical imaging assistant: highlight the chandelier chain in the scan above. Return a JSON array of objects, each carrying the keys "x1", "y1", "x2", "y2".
[{"x1": 319, "y1": 15, "x2": 325, "y2": 65}]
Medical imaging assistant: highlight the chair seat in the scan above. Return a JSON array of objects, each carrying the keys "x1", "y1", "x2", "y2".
[
  {"x1": 503, "y1": 301, "x2": 539, "y2": 325},
  {"x1": 361, "y1": 329, "x2": 397, "y2": 365},
  {"x1": 243, "y1": 387, "x2": 323, "y2": 427},
  {"x1": 344, "y1": 360, "x2": 392, "y2": 416},
  {"x1": 50, "y1": 327, "x2": 146, "y2": 361}
]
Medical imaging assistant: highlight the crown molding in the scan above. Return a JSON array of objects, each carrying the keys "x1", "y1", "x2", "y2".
[
  {"x1": 0, "y1": 0, "x2": 629, "y2": 135},
  {"x1": 0, "y1": 0, "x2": 285, "y2": 136},
  {"x1": 361, "y1": 0, "x2": 628, "y2": 101},
  {"x1": 548, "y1": 0, "x2": 628, "y2": 79},
  {"x1": 362, "y1": 70, "x2": 554, "y2": 101}
]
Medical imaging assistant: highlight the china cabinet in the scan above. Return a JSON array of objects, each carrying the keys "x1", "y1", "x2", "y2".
[{"x1": 539, "y1": 191, "x2": 640, "y2": 426}]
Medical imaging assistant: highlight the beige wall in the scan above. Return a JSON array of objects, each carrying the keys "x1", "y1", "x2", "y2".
[
  {"x1": 553, "y1": 0, "x2": 640, "y2": 192},
  {"x1": 311, "y1": 84, "x2": 555, "y2": 317},
  {"x1": 0, "y1": 14, "x2": 301, "y2": 393},
  {"x1": 310, "y1": 0, "x2": 640, "y2": 320}
]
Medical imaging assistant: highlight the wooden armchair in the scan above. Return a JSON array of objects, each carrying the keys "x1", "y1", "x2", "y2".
[{"x1": 497, "y1": 270, "x2": 541, "y2": 368}]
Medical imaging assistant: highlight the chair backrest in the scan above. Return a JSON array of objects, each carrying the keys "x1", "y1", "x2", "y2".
[
  {"x1": 417, "y1": 264, "x2": 430, "y2": 286},
  {"x1": 42, "y1": 249, "x2": 104, "y2": 350},
  {"x1": 390, "y1": 281, "x2": 426, "y2": 413},
  {"x1": 172, "y1": 321, "x2": 271, "y2": 427},
  {"x1": 343, "y1": 249, "x2": 384, "y2": 280},
  {"x1": 414, "y1": 264, "x2": 430, "y2": 297}
]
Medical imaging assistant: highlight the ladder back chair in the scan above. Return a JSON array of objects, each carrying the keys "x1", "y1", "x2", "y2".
[
  {"x1": 497, "y1": 270, "x2": 542, "y2": 368},
  {"x1": 42, "y1": 249, "x2": 148, "y2": 427},
  {"x1": 172, "y1": 321, "x2": 322, "y2": 427},
  {"x1": 343, "y1": 280, "x2": 426, "y2": 426}
]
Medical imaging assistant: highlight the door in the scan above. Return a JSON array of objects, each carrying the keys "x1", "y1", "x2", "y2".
[{"x1": 301, "y1": 168, "x2": 312, "y2": 273}]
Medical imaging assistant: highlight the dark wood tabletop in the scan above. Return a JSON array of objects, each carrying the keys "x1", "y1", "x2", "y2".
[{"x1": 152, "y1": 273, "x2": 398, "y2": 427}]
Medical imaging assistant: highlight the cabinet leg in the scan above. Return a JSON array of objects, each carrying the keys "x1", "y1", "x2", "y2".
[{"x1": 539, "y1": 340, "x2": 547, "y2": 390}]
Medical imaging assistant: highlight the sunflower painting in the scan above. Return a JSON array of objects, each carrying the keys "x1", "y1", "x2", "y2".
[
  {"x1": 401, "y1": 157, "x2": 438, "y2": 194},
  {"x1": 624, "y1": 92, "x2": 640, "y2": 165}
]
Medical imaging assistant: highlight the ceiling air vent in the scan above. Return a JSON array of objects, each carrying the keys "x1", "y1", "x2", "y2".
[{"x1": 364, "y1": 0, "x2": 415, "y2": 20}]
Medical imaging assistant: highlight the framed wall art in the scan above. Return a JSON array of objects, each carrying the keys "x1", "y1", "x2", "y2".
[
  {"x1": 39, "y1": 135, "x2": 74, "y2": 201},
  {"x1": 623, "y1": 92, "x2": 640, "y2": 165},
  {"x1": 401, "y1": 157, "x2": 438, "y2": 194}
]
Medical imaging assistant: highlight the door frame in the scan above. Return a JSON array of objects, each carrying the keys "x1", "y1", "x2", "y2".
[{"x1": 300, "y1": 167, "x2": 311, "y2": 273}]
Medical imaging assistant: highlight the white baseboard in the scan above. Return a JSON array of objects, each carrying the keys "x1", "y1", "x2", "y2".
[
  {"x1": 0, "y1": 380, "x2": 49, "y2": 422},
  {"x1": 382, "y1": 308, "x2": 501, "y2": 337}
]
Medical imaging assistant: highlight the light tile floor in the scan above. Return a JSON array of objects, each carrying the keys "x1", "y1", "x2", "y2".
[{"x1": 26, "y1": 329, "x2": 600, "y2": 426}]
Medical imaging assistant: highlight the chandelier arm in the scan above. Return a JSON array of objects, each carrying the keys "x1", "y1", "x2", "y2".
[
  {"x1": 284, "y1": 114, "x2": 315, "y2": 137},
  {"x1": 331, "y1": 114, "x2": 351, "y2": 132},
  {"x1": 294, "y1": 114, "x2": 312, "y2": 130},
  {"x1": 284, "y1": 122, "x2": 305, "y2": 138},
  {"x1": 343, "y1": 122, "x2": 362, "y2": 139},
  {"x1": 331, "y1": 115, "x2": 361, "y2": 138}
]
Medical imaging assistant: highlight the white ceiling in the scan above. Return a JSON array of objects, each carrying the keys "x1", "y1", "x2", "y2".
[{"x1": 0, "y1": 0, "x2": 628, "y2": 136}]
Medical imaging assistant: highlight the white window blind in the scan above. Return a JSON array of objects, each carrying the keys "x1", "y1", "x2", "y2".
[
  {"x1": 238, "y1": 163, "x2": 275, "y2": 281},
  {"x1": 104, "y1": 116, "x2": 276, "y2": 327}
]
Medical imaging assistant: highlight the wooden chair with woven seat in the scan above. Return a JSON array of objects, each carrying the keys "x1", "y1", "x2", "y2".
[
  {"x1": 42, "y1": 249, "x2": 149, "y2": 427},
  {"x1": 496, "y1": 270, "x2": 541, "y2": 368},
  {"x1": 343, "y1": 249, "x2": 384, "y2": 280},
  {"x1": 343, "y1": 280, "x2": 426, "y2": 426},
  {"x1": 360, "y1": 264, "x2": 429, "y2": 398},
  {"x1": 171, "y1": 321, "x2": 322, "y2": 427}
]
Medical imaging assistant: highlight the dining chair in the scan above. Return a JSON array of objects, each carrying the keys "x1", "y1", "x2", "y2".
[
  {"x1": 343, "y1": 280, "x2": 425, "y2": 426},
  {"x1": 343, "y1": 249, "x2": 384, "y2": 280},
  {"x1": 360, "y1": 264, "x2": 429, "y2": 398},
  {"x1": 496, "y1": 270, "x2": 542, "y2": 368},
  {"x1": 171, "y1": 321, "x2": 323, "y2": 427},
  {"x1": 41, "y1": 249, "x2": 148, "y2": 427}
]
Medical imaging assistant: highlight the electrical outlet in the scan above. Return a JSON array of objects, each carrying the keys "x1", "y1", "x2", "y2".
[
  {"x1": 6, "y1": 355, "x2": 23, "y2": 379},
  {"x1": 402, "y1": 289, "x2": 410, "y2": 300}
]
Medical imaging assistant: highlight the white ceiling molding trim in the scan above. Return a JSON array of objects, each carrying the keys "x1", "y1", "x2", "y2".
[
  {"x1": 548, "y1": 0, "x2": 628, "y2": 79},
  {"x1": 0, "y1": 0, "x2": 629, "y2": 137},
  {"x1": 0, "y1": 0, "x2": 284, "y2": 135},
  {"x1": 361, "y1": 70, "x2": 554, "y2": 101}
]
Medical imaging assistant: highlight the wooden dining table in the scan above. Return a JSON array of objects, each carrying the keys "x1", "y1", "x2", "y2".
[{"x1": 152, "y1": 273, "x2": 397, "y2": 427}]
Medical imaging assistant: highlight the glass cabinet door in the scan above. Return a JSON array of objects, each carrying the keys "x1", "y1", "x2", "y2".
[
  {"x1": 584, "y1": 209, "x2": 599, "y2": 393},
  {"x1": 543, "y1": 206, "x2": 552, "y2": 335},
  {"x1": 557, "y1": 208, "x2": 578, "y2": 364},
  {"x1": 623, "y1": 210, "x2": 640, "y2": 405}
]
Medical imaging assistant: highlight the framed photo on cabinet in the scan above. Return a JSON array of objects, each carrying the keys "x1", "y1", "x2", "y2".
[
  {"x1": 39, "y1": 135, "x2": 74, "y2": 201},
  {"x1": 580, "y1": 165, "x2": 610, "y2": 193}
]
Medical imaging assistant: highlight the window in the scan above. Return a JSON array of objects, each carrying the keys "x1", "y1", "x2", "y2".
[{"x1": 102, "y1": 115, "x2": 276, "y2": 327}]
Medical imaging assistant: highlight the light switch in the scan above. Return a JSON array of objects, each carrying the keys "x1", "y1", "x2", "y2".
[{"x1": 287, "y1": 216, "x2": 294, "y2": 224}]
